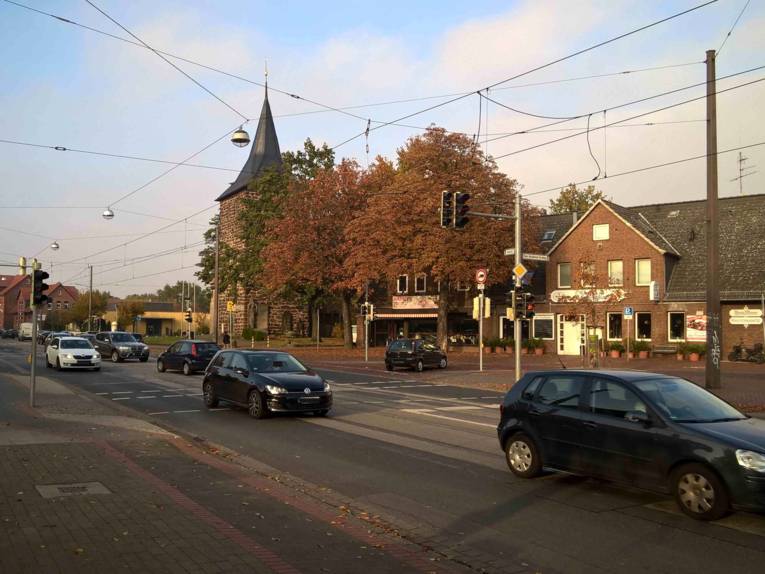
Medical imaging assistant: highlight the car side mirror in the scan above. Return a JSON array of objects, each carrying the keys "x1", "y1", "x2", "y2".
[
  {"x1": 236, "y1": 368, "x2": 249, "y2": 377},
  {"x1": 51, "y1": 345, "x2": 58, "y2": 349},
  {"x1": 625, "y1": 411, "x2": 650, "y2": 425}
]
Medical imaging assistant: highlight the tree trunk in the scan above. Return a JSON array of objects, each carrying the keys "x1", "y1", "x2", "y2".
[
  {"x1": 341, "y1": 290, "x2": 354, "y2": 349},
  {"x1": 437, "y1": 280, "x2": 449, "y2": 352}
]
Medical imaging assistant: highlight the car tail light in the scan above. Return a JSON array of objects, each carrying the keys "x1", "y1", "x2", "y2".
[
  {"x1": 191, "y1": 343, "x2": 198, "y2": 357},
  {"x1": 499, "y1": 403, "x2": 504, "y2": 415}
]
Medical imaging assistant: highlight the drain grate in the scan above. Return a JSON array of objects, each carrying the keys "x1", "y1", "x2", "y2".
[{"x1": 35, "y1": 482, "x2": 111, "y2": 499}]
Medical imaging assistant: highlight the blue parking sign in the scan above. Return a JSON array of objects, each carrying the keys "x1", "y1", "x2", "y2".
[{"x1": 624, "y1": 306, "x2": 634, "y2": 318}]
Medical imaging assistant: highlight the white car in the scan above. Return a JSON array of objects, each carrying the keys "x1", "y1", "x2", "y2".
[{"x1": 46, "y1": 336, "x2": 101, "y2": 371}]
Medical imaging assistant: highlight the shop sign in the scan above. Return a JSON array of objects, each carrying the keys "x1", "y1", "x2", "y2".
[
  {"x1": 392, "y1": 295, "x2": 438, "y2": 310},
  {"x1": 686, "y1": 315, "x2": 706, "y2": 341},
  {"x1": 550, "y1": 289, "x2": 626, "y2": 304},
  {"x1": 729, "y1": 306, "x2": 763, "y2": 318}
]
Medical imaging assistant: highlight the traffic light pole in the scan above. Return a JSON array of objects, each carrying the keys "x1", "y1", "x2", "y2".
[
  {"x1": 514, "y1": 193, "x2": 522, "y2": 383},
  {"x1": 478, "y1": 286, "x2": 484, "y2": 373},
  {"x1": 30, "y1": 304, "x2": 38, "y2": 408}
]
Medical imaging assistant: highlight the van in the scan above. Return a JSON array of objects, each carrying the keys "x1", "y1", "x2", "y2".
[{"x1": 18, "y1": 322, "x2": 33, "y2": 341}]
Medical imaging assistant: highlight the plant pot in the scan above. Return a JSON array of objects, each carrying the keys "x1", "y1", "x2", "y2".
[
  {"x1": 627, "y1": 352, "x2": 635, "y2": 359},
  {"x1": 676, "y1": 353, "x2": 685, "y2": 361},
  {"x1": 534, "y1": 347, "x2": 544, "y2": 356},
  {"x1": 638, "y1": 350, "x2": 649, "y2": 359},
  {"x1": 521, "y1": 348, "x2": 528, "y2": 355},
  {"x1": 689, "y1": 352, "x2": 700, "y2": 362},
  {"x1": 610, "y1": 350, "x2": 621, "y2": 359}
]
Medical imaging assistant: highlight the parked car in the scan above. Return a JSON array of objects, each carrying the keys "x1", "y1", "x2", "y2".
[
  {"x1": 94, "y1": 331, "x2": 150, "y2": 362},
  {"x1": 157, "y1": 340, "x2": 220, "y2": 375},
  {"x1": 497, "y1": 369, "x2": 765, "y2": 521},
  {"x1": 202, "y1": 350, "x2": 332, "y2": 419},
  {"x1": 2, "y1": 328, "x2": 18, "y2": 339},
  {"x1": 18, "y1": 322, "x2": 33, "y2": 341},
  {"x1": 45, "y1": 336, "x2": 101, "y2": 371},
  {"x1": 385, "y1": 338, "x2": 447, "y2": 372}
]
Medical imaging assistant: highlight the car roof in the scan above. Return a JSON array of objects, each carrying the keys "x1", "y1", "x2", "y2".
[
  {"x1": 57, "y1": 336, "x2": 88, "y2": 340},
  {"x1": 230, "y1": 350, "x2": 290, "y2": 354},
  {"x1": 524, "y1": 369, "x2": 676, "y2": 382}
]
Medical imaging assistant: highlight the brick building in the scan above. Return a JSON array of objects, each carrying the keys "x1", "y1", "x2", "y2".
[
  {"x1": 214, "y1": 89, "x2": 308, "y2": 338},
  {"x1": 0, "y1": 273, "x2": 79, "y2": 329}
]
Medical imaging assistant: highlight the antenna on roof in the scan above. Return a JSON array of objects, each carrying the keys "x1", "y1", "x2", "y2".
[
  {"x1": 731, "y1": 151, "x2": 757, "y2": 195},
  {"x1": 264, "y1": 59, "x2": 268, "y2": 93}
]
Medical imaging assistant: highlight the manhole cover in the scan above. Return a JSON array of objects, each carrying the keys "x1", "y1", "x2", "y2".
[{"x1": 35, "y1": 482, "x2": 111, "y2": 499}]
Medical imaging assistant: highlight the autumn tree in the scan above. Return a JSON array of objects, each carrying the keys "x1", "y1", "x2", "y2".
[
  {"x1": 262, "y1": 160, "x2": 369, "y2": 348},
  {"x1": 548, "y1": 183, "x2": 605, "y2": 214},
  {"x1": 345, "y1": 127, "x2": 540, "y2": 350},
  {"x1": 116, "y1": 300, "x2": 145, "y2": 331},
  {"x1": 69, "y1": 290, "x2": 110, "y2": 328}
]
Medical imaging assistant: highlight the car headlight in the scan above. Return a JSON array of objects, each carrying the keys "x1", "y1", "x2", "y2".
[
  {"x1": 94, "y1": 353, "x2": 100, "y2": 359},
  {"x1": 62, "y1": 353, "x2": 74, "y2": 360},
  {"x1": 736, "y1": 449, "x2": 765, "y2": 472},
  {"x1": 323, "y1": 382, "x2": 331, "y2": 393},
  {"x1": 118, "y1": 346, "x2": 130, "y2": 351},
  {"x1": 265, "y1": 384, "x2": 287, "y2": 395}
]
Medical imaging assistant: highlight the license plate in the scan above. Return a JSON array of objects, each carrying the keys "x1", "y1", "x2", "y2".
[{"x1": 299, "y1": 397, "x2": 320, "y2": 403}]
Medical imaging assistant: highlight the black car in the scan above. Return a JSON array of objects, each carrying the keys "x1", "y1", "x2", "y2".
[
  {"x1": 37, "y1": 330, "x2": 50, "y2": 344},
  {"x1": 2, "y1": 329, "x2": 17, "y2": 339},
  {"x1": 385, "y1": 338, "x2": 447, "y2": 372},
  {"x1": 497, "y1": 369, "x2": 765, "y2": 521},
  {"x1": 94, "y1": 331, "x2": 150, "y2": 362},
  {"x1": 202, "y1": 350, "x2": 332, "y2": 419},
  {"x1": 157, "y1": 340, "x2": 220, "y2": 375}
]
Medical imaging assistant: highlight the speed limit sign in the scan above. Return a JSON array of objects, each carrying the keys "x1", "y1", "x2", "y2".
[{"x1": 475, "y1": 268, "x2": 488, "y2": 285}]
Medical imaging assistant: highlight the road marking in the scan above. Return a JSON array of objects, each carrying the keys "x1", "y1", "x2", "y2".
[
  {"x1": 148, "y1": 411, "x2": 169, "y2": 415},
  {"x1": 186, "y1": 393, "x2": 203, "y2": 396},
  {"x1": 173, "y1": 410, "x2": 201, "y2": 414},
  {"x1": 480, "y1": 396, "x2": 500, "y2": 399},
  {"x1": 396, "y1": 384, "x2": 433, "y2": 388},
  {"x1": 209, "y1": 408, "x2": 230, "y2": 412},
  {"x1": 111, "y1": 397, "x2": 130, "y2": 401},
  {"x1": 140, "y1": 390, "x2": 161, "y2": 393},
  {"x1": 95, "y1": 392, "x2": 109, "y2": 395},
  {"x1": 162, "y1": 394, "x2": 184, "y2": 398},
  {"x1": 434, "y1": 406, "x2": 483, "y2": 411},
  {"x1": 401, "y1": 408, "x2": 496, "y2": 428},
  {"x1": 112, "y1": 391, "x2": 133, "y2": 395},
  {"x1": 136, "y1": 396, "x2": 156, "y2": 400}
]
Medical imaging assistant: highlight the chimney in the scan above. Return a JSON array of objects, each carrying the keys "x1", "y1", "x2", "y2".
[{"x1": 18, "y1": 256, "x2": 26, "y2": 276}]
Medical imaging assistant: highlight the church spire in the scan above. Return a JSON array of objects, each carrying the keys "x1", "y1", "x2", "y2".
[{"x1": 216, "y1": 82, "x2": 282, "y2": 202}]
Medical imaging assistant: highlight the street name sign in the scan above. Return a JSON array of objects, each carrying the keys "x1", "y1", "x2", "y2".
[
  {"x1": 522, "y1": 253, "x2": 549, "y2": 262},
  {"x1": 504, "y1": 248, "x2": 515, "y2": 256}
]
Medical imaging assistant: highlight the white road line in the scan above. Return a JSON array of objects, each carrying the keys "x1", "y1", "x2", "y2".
[
  {"x1": 401, "y1": 408, "x2": 496, "y2": 428},
  {"x1": 459, "y1": 397, "x2": 478, "y2": 400},
  {"x1": 162, "y1": 394, "x2": 184, "y2": 398},
  {"x1": 111, "y1": 397, "x2": 130, "y2": 401},
  {"x1": 140, "y1": 390, "x2": 161, "y2": 393},
  {"x1": 396, "y1": 384, "x2": 433, "y2": 388},
  {"x1": 136, "y1": 396, "x2": 156, "y2": 400},
  {"x1": 173, "y1": 409, "x2": 200, "y2": 414},
  {"x1": 112, "y1": 391, "x2": 133, "y2": 395},
  {"x1": 95, "y1": 392, "x2": 109, "y2": 395},
  {"x1": 148, "y1": 411, "x2": 169, "y2": 415},
  {"x1": 381, "y1": 386, "x2": 401, "y2": 389},
  {"x1": 186, "y1": 393, "x2": 203, "y2": 396}
]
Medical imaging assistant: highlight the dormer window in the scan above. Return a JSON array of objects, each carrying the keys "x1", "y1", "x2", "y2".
[
  {"x1": 592, "y1": 224, "x2": 610, "y2": 241},
  {"x1": 542, "y1": 229, "x2": 556, "y2": 242}
]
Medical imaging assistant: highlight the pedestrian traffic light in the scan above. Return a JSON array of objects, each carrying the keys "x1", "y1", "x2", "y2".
[
  {"x1": 524, "y1": 293, "x2": 536, "y2": 319},
  {"x1": 440, "y1": 191, "x2": 454, "y2": 228},
  {"x1": 454, "y1": 192, "x2": 470, "y2": 229},
  {"x1": 185, "y1": 310, "x2": 192, "y2": 323},
  {"x1": 32, "y1": 269, "x2": 50, "y2": 306}
]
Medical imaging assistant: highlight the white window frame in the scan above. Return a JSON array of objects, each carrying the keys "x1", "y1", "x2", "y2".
[
  {"x1": 607, "y1": 260, "x2": 623, "y2": 286},
  {"x1": 635, "y1": 312, "x2": 652, "y2": 341},
  {"x1": 635, "y1": 259, "x2": 651, "y2": 286},
  {"x1": 396, "y1": 275, "x2": 408, "y2": 294},
  {"x1": 668, "y1": 311, "x2": 686, "y2": 342},
  {"x1": 414, "y1": 274, "x2": 427, "y2": 293},
  {"x1": 532, "y1": 313, "x2": 555, "y2": 340},
  {"x1": 593, "y1": 223, "x2": 610, "y2": 241},
  {"x1": 606, "y1": 312, "x2": 623, "y2": 341},
  {"x1": 542, "y1": 229, "x2": 556, "y2": 241},
  {"x1": 557, "y1": 262, "x2": 572, "y2": 288}
]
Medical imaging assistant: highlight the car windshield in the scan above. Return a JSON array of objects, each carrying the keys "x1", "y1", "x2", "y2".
[
  {"x1": 245, "y1": 353, "x2": 307, "y2": 373},
  {"x1": 61, "y1": 339, "x2": 93, "y2": 349},
  {"x1": 634, "y1": 377, "x2": 746, "y2": 423},
  {"x1": 112, "y1": 333, "x2": 137, "y2": 343}
]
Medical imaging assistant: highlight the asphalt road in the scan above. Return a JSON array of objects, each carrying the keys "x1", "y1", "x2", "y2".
[{"x1": 2, "y1": 339, "x2": 765, "y2": 574}]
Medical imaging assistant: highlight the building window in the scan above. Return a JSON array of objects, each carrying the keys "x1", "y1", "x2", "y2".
[
  {"x1": 56, "y1": 302, "x2": 61, "y2": 310},
  {"x1": 668, "y1": 312, "x2": 685, "y2": 341},
  {"x1": 636, "y1": 312, "x2": 652, "y2": 340},
  {"x1": 635, "y1": 259, "x2": 651, "y2": 286},
  {"x1": 607, "y1": 260, "x2": 623, "y2": 286},
  {"x1": 415, "y1": 274, "x2": 426, "y2": 293},
  {"x1": 558, "y1": 263, "x2": 571, "y2": 288},
  {"x1": 542, "y1": 229, "x2": 556, "y2": 241},
  {"x1": 456, "y1": 281, "x2": 469, "y2": 292},
  {"x1": 579, "y1": 262, "x2": 595, "y2": 287},
  {"x1": 533, "y1": 314, "x2": 554, "y2": 340},
  {"x1": 607, "y1": 313, "x2": 622, "y2": 340},
  {"x1": 63, "y1": 302, "x2": 69, "y2": 310},
  {"x1": 593, "y1": 224, "x2": 610, "y2": 241},
  {"x1": 396, "y1": 275, "x2": 408, "y2": 294},
  {"x1": 281, "y1": 311, "x2": 293, "y2": 333},
  {"x1": 47, "y1": 302, "x2": 52, "y2": 310}
]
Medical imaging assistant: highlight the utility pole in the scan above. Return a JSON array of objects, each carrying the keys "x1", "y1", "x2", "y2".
[
  {"x1": 478, "y1": 286, "x2": 484, "y2": 372},
  {"x1": 705, "y1": 49, "x2": 722, "y2": 390},
  {"x1": 192, "y1": 282, "x2": 196, "y2": 338},
  {"x1": 88, "y1": 265, "x2": 93, "y2": 332},
  {"x1": 213, "y1": 223, "x2": 220, "y2": 345},
  {"x1": 364, "y1": 282, "x2": 369, "y2": 363},
  {"x1": 514, "y1": 192, "x2": 522, "y2": 383}
]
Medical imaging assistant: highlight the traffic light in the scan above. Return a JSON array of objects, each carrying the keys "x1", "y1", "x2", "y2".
[
  {"x1": 440, "y1": 191, "x2": 454, "y2": 228},
  {"x1": 185, "y1": 310, "x2": 192, "y2": 323},
  {"x1": 32, "y1": 270, "x2": 50, "y2": 306},
  {"x1": 524, "y1": 293, "x2": 536, "y2": 319},
  {"x1": 513, "y1": 288, "x2": 526, "y2": 320},
  {"x1": 454, "y1": 192, "x2": 470, "y2": 229}
]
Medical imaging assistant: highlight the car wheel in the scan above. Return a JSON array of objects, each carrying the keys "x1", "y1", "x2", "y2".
[
  {"x1": 671, "y1": 463, "x2": 730, "y2": 521},
  {"x1": 55, "y1": 358, "x2": 62, "y2": 371},
  {"x1": 505, "y1": 433, "x2": 543, "y2": 478},
  {"x1": 439, "y1": 357, "x2": 447, "y2": 369},
  {"x1": 45, "y1": 355, "x2": 51, "y2": 368},
  {"x1": 385, "y1": 361, "x2": 394, "y2": 371},
  {"x1": 415, "y1": 359, "x2": 424, "y2": 372},
  {"x1": 157, "y1": 359, "x2": 166, "y2": 373},
  {"x1": 248, "y1": 390, "x2": 269, "y2": 419},
  {"x1": 111, "y1": 350, "x2": 121, "y2": 363},
  {"x1": 316, "y1": 409, "x2": 330, "y2": 417},
  {"x1": 203, "y1": 382, "x2": 219, "y2": 408},
  {"x1": 182, "y1": 362, "x2": 191, "y2": 376}
]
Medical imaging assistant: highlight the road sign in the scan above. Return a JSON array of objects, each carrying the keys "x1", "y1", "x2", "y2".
[
  {"x1": 624, "y1": 306, "x2": 634, "y2": 318},
  {"x1": 475, "y1": 268, "x2": 488, "y2": 285},
  {"x1": 226, "y1": 300, "x2": 234, "y2": 312},
  {"x1": 522, "y1": 253, "x2": 549, "y2": 262},
  {"x1": 503, "y1": 248, "x2": 515, "y2": 256},
  {"x1": 512, "y1": 263, "x2": 528, "y2": 281}
]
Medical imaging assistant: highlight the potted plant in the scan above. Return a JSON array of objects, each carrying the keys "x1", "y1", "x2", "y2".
[
  {"x1": 675, "y1": 342, "x2": 687, "y2": 361},
  {"x1": 532, "y1": 337, "x2": 545, "y2": 355},
  {"x1": 633, "y1": 340, "x2": 650, "y2": 358},
  {"x1": 500, "y1": 338, "x2": 513, "y2": 353},
  {"x1": 688, "y1": 343, "x2": 705, "y2": 362},
  {"x1": 483, "y1": 337, "x2": 497, "y2": 353},
  {"x1": 609, "y1": 341, "x2": 624, "y2": 358},
  {"x1": 520, "y1": 340, "x2": 529, "y2": 354}
]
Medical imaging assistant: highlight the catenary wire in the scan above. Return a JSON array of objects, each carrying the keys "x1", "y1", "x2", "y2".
[{"x1": 717, "y1": 0, "x2": 751, "y2": 56}]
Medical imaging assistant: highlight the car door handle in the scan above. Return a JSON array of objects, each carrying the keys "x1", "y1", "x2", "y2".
[{"x1": 582, "y1": 421, "x2": 598, "y2": 429}]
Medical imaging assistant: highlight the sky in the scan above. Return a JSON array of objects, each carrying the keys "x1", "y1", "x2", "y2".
[{"x1": 0, "y1": 0, "x2": 763, "y2": 297}]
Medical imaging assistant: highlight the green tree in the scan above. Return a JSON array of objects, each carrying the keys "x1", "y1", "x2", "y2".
[
  {"x1": 116, "y1": 300, "x2": 145, "y2": 331},
  {"x1": 548, "y1": 184, "x2": 606, "y2": 214},
  {"x1": 69, "y1": 290, "x2": 110, "y2": 329}
]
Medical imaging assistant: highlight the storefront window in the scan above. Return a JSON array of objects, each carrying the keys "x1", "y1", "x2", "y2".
[
  {"x1": 607, "y1": 313, "x2": 622, "y2": 340},
  {"x1": 533, "y1": 315, "x2": 554, "y2": 340},
  {"x1": 636, "y1": 312, "x2": 652, "y2": 340},
  {"x1": 669, "y1": 312, "x2": 685, "y2": 341}
]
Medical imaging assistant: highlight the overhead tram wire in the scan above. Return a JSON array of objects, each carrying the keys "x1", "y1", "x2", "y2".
[
  {"x1": 717, "y1": 0, "x2": 751, "y2": 56},
  {"x1": 329, "y1": 0, "x2": 719, "y2": 151}
]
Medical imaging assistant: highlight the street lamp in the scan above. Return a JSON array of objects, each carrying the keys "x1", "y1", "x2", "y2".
[
  {"x1": 231, "y1": 126, "x2": 250, "y2": 147},
  {"x1": 102, "y1": 208, "x2": 115, "y2": 220},
  {"x1": 50, "y1": 241, "x2": 59, "y2": 251}
]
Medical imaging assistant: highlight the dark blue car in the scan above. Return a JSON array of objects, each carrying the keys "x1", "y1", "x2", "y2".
[
  {"x1": 157, "y1": 340, "x2": 220, "y2": 375},
  {"x1": 497, "y1": 370, "x2": 765, "y2": 521}
]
